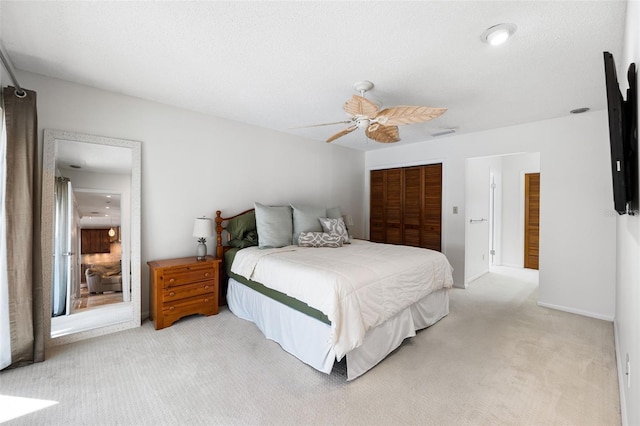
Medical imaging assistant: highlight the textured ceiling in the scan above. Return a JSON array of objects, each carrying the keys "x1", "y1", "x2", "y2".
[{"x1": 0, "y1": 1, "x2": 628, "y2": 151}]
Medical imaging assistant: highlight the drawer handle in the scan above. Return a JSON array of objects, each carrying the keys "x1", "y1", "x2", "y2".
[
  {"x1": 204, "y1": 298, "x2": 209, "y2": 302},
  {"x1": 204, "y1": 272, "x2": 210, "y2": 277},
  {"x1": 169, "y1": 278, "x2": 176, "y2": 284},
  {"x1": 169, "y1": 306, "x2": 175, "y2": 311},
  {"x1": 204, "y1": 285, "x2": 209, "y2": 290},
  {"x1": 169, "y1": 292, "x2": 175, "y2": 297}
]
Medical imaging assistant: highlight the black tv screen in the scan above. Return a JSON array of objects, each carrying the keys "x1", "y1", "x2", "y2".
[{"x1": 603, "y1": 52, "x2": 637, "y2": 215}]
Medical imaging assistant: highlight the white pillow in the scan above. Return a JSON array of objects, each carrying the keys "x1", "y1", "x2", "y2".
[
  {"x1": 318, "y1": 217, "x2": 349, "y2": 244},
  {"x1": 254, "y1": 202, "x2": 293, "y2": 248}
]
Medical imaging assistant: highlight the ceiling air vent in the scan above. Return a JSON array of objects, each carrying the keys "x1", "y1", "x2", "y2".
[{"x1": 431, "y1": 129, "x2": 456, "y2": 137}]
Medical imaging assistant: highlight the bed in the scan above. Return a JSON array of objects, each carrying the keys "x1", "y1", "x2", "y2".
[{"x1": 215, "y1": 204, "x2": 454, "y2": 380}]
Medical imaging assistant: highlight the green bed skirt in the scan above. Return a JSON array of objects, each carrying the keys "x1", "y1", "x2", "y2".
[{"x1": 224, "y1": 248, "x2": 330, "y2": 325}]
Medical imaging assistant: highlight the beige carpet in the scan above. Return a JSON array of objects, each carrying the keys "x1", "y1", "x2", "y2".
[{"x1": 0, "y1": 267, "x2": 620, "y2": 425}]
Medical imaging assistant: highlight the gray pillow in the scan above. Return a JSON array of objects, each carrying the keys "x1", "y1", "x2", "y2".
[
  {"x1": 298, "y1": 232, "x2": 343, "y2": 248},
  {"x1": 318, "y1": 217, "x2": 349, "y2": 244},
  {"x1": 326, "y1": 206, "x2": 342, "y2": 219},
  {"x1": 291, "y1": 203, "x2": 326, "y2": 244},
  {"x1": 254, "y1": 202, "x2": 293, "y2": 249}
]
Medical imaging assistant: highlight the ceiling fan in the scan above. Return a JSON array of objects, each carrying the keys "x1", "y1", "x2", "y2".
[{"x1": 302, "y1": 81, "x2": 447, "y2": 144}]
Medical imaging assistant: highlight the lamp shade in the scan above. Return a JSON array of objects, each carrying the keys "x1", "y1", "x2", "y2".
[{"x1": 192, "y1": 217, "x2": 214, "y2": 238}]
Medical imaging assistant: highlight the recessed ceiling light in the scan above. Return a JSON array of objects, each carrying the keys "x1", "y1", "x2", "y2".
[
  {"x1": 570, "y1": 107, "x2": 590, "y2": 114},
  {"x1": 481, "y1": 23, "x2": 517, "y2": 46}
]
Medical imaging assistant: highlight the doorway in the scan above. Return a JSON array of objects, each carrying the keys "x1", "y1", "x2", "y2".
[{"x1": 465, "y1": 153, "x2": 540, "y2": 285}]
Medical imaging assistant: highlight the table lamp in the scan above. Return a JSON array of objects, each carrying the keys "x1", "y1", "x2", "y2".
[{"x1": 192, "y1": 217, "x2": 214, "y2": 260}]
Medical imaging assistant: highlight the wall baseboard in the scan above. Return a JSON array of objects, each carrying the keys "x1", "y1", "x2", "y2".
[
  {"x1": 466, "y1": 270, "x2": 489, "y2": 285},
  {"x1": 536, "y1": 301, "x2": 614, "y2": 322},
  {"x1": 614, "y1": 320, "x2": 629, "y2": 426},
  {"x1": 499, "y1": 262, "x2": 522, "y2": 269}
]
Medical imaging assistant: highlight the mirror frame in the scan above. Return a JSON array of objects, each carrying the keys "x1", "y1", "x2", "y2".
[{"x1": 42, "y1": 129, "x2": 141, "y2": 347}]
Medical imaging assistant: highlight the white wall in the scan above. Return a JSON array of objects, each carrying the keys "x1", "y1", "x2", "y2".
[
  {"x1": 366, "y1": 112, "x2": 616, "y2": 320},
  {"x1": 20, "y1": 71, "x2": 366, "y2": 318},
  {"x1": 616, "y1": 1, "x2": 640, "y2": 424}
]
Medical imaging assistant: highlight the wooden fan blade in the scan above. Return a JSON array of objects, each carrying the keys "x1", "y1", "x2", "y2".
[
  {"x1": 343, "y1": 95, "x2": 380, "y2": 118},
  {"x1": 366, "y1": 124, "x2": 400, "y2": 143},
  {"x1": 376, "y1": 106, "x2": 447, "y2": 126},
  {"x1": 326, "y1": 125, "x2": 357, "y2": 143},
  {"x1": 289, "y1": 120, "x2": 352, "y2": 129}
]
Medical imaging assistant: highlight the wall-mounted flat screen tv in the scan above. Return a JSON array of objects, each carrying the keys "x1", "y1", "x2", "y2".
[{"x1": 603, "y1": 51, "x2": 637, "y2": 215}]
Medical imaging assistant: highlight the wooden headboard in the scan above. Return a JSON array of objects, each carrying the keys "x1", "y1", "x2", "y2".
[{"x1": 214, "y1": 208, "x2": 255, "y2": 259}]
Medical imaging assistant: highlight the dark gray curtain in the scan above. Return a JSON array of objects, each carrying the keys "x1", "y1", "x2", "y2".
[{"x1": 1, "y1": 86, "x2": 43, "y2": 369}]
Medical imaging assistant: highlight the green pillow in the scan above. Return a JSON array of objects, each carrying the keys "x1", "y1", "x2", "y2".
[
  {"x1": 228, "y1": 238, "x2": 258, "y2": 248},
  {"x1": 226, "y1": 210, "x2": 256, "y2": 241}
]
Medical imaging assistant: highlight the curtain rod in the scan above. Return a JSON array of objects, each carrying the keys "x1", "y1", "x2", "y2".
[{"x1": 0, "y1": 41, "x2": 26, "y2": 98}]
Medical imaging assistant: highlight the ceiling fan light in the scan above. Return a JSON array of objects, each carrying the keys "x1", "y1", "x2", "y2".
[
  {"x1": 482, "y1": 23, "x2": 517, "y2": 46},
  {"x1": 356, "y1": 118, "x2": 370, "y2": 129}
]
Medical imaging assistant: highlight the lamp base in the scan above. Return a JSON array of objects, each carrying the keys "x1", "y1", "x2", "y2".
[{"x1": 196, "y1": 242, "x2": 207, "y2": 260}]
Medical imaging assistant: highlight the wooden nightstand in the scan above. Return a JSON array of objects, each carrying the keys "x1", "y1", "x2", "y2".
[{"x1": 148, "y1": 255, "x2": 220, "y2": 330}]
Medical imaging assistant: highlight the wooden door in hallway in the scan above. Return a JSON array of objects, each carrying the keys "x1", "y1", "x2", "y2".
[{"x1": 524, "y1": 173, "x2": 540, "y2": 269}]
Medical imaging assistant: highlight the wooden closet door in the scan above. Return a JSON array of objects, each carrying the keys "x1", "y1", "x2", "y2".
[
  {"x1": 385, "y1": 168, "x2": 403, "y2": 244},
  {"x1": 422, "y1": 164, "x2": 442, "y2": 251},
  {"x1": 370, "y1": 170, "x2": 386, "y2": 243},
  {"x1": 369, "y1": 163, "x2": 442, "y2": 251},
  {"x1": 403, "y1": 166, "x2": 423, "y2": 247}
]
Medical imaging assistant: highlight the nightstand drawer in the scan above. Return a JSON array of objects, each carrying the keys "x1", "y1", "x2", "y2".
[
  {"x1": 162, "y1": 266, "x2": 215, "y2": 287},
  {"x1": 162, "y1": 280, "x2": 215, "y2": 302},
  {"x1": 162, "y1": 294, "x2": 216, "y2": 317}
]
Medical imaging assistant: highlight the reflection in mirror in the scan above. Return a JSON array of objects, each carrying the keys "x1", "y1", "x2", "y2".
[{"x1": 42, "y1": 130, "x2": 141, "y2": 346}]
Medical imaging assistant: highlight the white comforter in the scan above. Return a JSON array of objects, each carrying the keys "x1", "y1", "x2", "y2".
[{"x1": 230, "y1": 239, "x2": 454, "y2": 359}]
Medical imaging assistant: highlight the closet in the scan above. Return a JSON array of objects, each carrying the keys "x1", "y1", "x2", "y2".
[{"x1": 370, "y1": 163, "x2": 442, "y2": 251}]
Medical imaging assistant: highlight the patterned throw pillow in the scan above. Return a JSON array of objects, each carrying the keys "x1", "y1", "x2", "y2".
[
  {"x1": 318, "y1": 217, "x2": 349, "y2": 244},
  {"x1": 298, "y1": 232, "x2": 343, "y2": 248}
]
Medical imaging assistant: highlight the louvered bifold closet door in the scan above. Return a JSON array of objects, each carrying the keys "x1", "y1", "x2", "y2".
[
  {"x1": 369, "y1": 164, "x2": 442, "y2": 251},
  {"x1": 422, "y1": 164, "x2": 442, "y2": 251},
  {"x1": 370, "y1": 170, "x2": 386, "y2": 242},
  {"x1": 403, "y1": 166, "x2": 423, "y2": 247},
  {"x1": 385, "y1": 168, "x2": 403, "y2": 244}
]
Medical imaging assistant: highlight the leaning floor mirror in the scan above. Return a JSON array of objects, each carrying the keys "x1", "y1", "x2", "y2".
[{"x1": 42, "y1": 129, "x2": 141, "y2": 347}]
